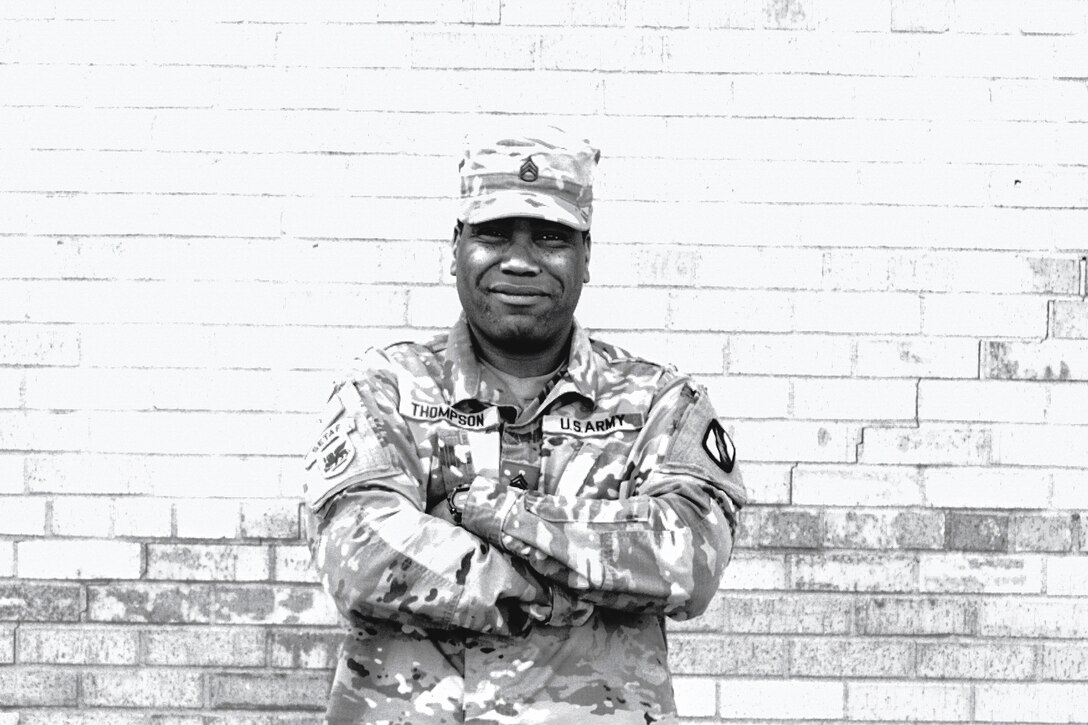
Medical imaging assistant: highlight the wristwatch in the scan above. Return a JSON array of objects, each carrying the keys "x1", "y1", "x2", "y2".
[{"x1": 446, "y1": 483, "x2": 472, "y2": 524}]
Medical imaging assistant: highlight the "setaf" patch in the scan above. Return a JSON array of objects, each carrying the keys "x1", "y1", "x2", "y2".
[
  {"x1": 542, "y1": 412, "x2": 645, "y2": 437},
  {"x1": 305, "y1": 417, "x2": 357, "y2": 479}
]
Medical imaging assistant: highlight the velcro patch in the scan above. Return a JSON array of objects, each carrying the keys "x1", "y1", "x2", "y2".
[
  {"x1": 702, "y1": 419, "x2": 735, "y2": 474},
  {"x1": 542, "y1": 412, "x2": 645, "y2": 437},
  {"x1": 305, "y1": 417, "x2": 357, "y2": 479},
  {"x1": 400, "y1": 398, "x2": 500, "y2": 430}
]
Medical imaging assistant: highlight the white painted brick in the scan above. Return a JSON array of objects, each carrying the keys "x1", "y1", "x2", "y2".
[
  {"x1": 276, "y1": 25, "x2": 410, "y2": 68},
  {"x1": 24, "y1": 368, "x2": 330, "y2": 414},
  {"x1": 1052, "y1": 469, "x2": 1088, "y2": 508},
  {"x1": 791, "y1": 378, "x2": 917, "y2": 421},
  {"x1": 922, "y1": 294, "x2": 1048, "y2": 337},
  {"x1": 594, "y1": 332, "x2": 725, "y2": 375},
  {"x1": 570, "y1": 0, "x2": 624, "y2": 25},
  {"x1": 853, "y1": 338, "x2": 971, "y2": 379},
  {"x1": 52, "y1": 497, "x2": 172, "y2": 538},
  {"x1": 274, "y1": 545, "x2": 318, "y2": 584},
  {"x1": 0, "y1": 542, "x2": 12, "y2": 577},
  {"x1": 993, "y1": 425, "x2": 1088, "y2": 467},
  {"x1": 689, "y1": 0, "x2": 763, "y2": 28},
  {"x1": 793, "y1": 292, "x2": 921, "y2": 334},
  {"x1": 979, "y1": 598, "x2": 1088, "y2": 639},
  {"x1": 147, "y1": 544, "x2": 270, "y2": 581},
  {"x1": 541, "y1": 30, "x2": 664, "y2": 71},
  {"x1": 919, "y1": 380, "x2": 1048, "y2": 423},
  {"x1": 859, "y1": 425, "x2": 991, "y2": 465},
  {"x1": 991, "y1": 165, "x2": 1088, "y2": 208},
  {"x1": 976, "y1": 683, "x2": 1088, "y2": 722},
  {"x1": 735, "y1": 463, "x2": 792, "y2": 505},
  {"x1": 721, "y1": 679, "x2": 844, "y2": 719},
  {"x1": 924, "y1": 466, "x2": 1052, "y2": 509},
  {"x1": 27, "y1": 453, "x2": 293, "y2": 499},
  {"x1": 46, "y1": 238, "x2": 445, "y2": 285},
  {"x1": 80, "y1": 323, "x2": 412, "y2": 371},
  {"x1": 175, "y1": 500, "x2": 240, "y2": 539},
  {"x1": 571, "y1": 286, "x2": 672, "y2": 331},
  {"x1": 17, "y1": 539, "x2": 141, "y2": 579},
  {"x1": 406, "y1": 285, "x2": 468, "y2": 329},
  {"x1": 847, "y1": 682, "x2": 970, "y2": 721},
  {"x1": 0, "y1": 496, "x2": 47, "y2": 535},
  {"x1": 791, "y1": 552, "x2": 917, "y2": 592},
  {"x1": 0, "y1": 369, "x2": 21, "y2": 408},
  {"x1": 626, "y1": 0, "x2": 691, "y2": 27},
  {"x1": 7, "y1": 280, "x2": 407, "y2": 326},
  {"x1": 499, "y1": 0, "x2": 572, "y2": 25},
  {"x1": 669, "y1": 290, "x2": 792, "y2": 332},
  {"x1": 816, "y1": 0, "x2": 892, "y2": 30},
  {"x1": 1018, "y1": 0, "x2": 1088, "y2": 34},
  {"x1": 990, "y1": 79, "x2": 1088, "y2": 122},
  {"x1": 282, "y1": 197, "x2": 449, "y2": 241},
  {"x1": 0, "y1": 456, "x2": 23, "y2": 494},
  {"x1": 240, "y1": 499, "x2": 300, "y2": 540},
  {"x1": 672, "y1": 677, "x2": 716, "y2": 717},
  {"x1": 719, "y1": 553, "x2": 787, "y2": 591},
  {"x1": 727, "y1": 335, "x2": 854, "y2": 376},
  {"x1": 793, "y1": 465, "x2": 924, "y2": 507},
  {"x1": 1047, "y1": 556, "x2": 1088, "y2": 595},
  {"x1": 3, "y1": 194, "x2": 283, "y2": 237},
  {"x1": 603, "y1": 73, "x2": 734, "y2": 116},
  {"x1": 703, "y1": 376, "x2": 790, "y2": 419},
  {"x1": 892, "y1": 0, "x2": 951, "y2": 32},
  {"x1": 413, "y1": 29, "x2": 537, "y2": 70},
  {"x1": 0, "y1": 325, "x2": 80, "y2": 366},
  {"x1": 920, "y1": 553, "x2": 1044, "y2": 594},
  {"x1": 730, "y1": 421, "x2": 861, "y2": 463},
  {"x1": 695, "y1": 246, "x2": 823, "y2": 290},
  {"x1": 80, "y1": 411, "x2": 307, "y2": 456}
]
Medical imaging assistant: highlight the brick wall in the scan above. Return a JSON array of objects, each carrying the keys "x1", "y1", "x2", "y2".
[{"x1": 2, "y1": 0, "x2": 1087, "y2": 722}]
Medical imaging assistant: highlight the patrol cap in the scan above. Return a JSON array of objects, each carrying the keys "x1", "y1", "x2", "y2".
[{"x1": 458, "y1": 125, "x2": 600, "y2": 232}]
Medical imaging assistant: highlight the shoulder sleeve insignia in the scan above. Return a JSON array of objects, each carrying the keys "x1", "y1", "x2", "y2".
[{"x1": 702, "y1": 419, "x2": 735, "y2": 474}]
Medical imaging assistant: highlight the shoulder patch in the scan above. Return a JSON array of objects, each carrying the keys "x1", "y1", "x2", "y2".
[{"x1": 702, "y1": 419, "x2": 735, "y2": 474}]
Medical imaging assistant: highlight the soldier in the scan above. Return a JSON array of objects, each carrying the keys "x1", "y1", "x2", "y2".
[{"x1": 303, "y1": 126, "x2": 747, "y2": 724}]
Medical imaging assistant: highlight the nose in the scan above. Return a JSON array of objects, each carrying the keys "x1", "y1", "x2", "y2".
[{"x1": 499, "y1": 228, "x2": 540, "y2": 275}]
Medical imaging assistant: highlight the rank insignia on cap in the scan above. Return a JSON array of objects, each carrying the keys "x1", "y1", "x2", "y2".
[
  {"x1": 519, "y1": 156, "x2": 539, "y2": 182},
  {"x1": 702, "y1": 419, "x2": 735, "y2": 474}
]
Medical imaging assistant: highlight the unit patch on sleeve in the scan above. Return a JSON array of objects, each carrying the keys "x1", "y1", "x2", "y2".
[
  {"x1": 702, "y1": 419, "x2": 735, "y2": 474},
  {"x1": 305, "y1": 417, "x2": 357, "y2": 479}
]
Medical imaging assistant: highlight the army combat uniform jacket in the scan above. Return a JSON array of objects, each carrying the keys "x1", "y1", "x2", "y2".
[{"x1": 304, "y1": 318, "x2": 747, "y2": 724}]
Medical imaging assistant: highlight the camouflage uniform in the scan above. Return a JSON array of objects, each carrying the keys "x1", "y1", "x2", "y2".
[{"x1": 304, "y1": 316, "x2": 747, "y2": 724}]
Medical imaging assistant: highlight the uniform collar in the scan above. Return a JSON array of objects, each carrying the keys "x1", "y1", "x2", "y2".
[{"x1": 446, "y1": 315, "x2": 598, "y2": 408}]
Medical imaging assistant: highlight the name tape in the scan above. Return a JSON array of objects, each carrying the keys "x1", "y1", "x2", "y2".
[{"x1": 400, "y1": 399, "x2": 500, "y2": 430}]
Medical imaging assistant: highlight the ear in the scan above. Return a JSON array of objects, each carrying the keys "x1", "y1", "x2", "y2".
[
  {"x1": 582, "y1": 231, "x2": 592, "y2": 284},
  {"x1": 450, "y1": 221, "x2": 463, "y2": 276}
]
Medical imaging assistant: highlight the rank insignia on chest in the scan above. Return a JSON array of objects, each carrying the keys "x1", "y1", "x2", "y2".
[
  {"x1": 542, "y1": 412, "x2": 645, "y2": 437},
  {"x1": 305, "y1": 417, "x2": 357, "y2": 479},
  {"x1": 702, "y1": 419, "x2": 735, "y2": 474}
]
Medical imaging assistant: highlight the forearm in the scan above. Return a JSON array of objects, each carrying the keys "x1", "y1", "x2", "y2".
[
  {"x1": 309, "y1": 479, "x2": 551, "y2": 635},
  {"x1": 460, "y1": 472, "x2": 737, "y2": 619}
]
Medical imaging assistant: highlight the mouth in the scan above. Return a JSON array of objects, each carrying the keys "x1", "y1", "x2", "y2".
[{"x1": 487, "y1": 284, "x2": 549, "y2": 306}]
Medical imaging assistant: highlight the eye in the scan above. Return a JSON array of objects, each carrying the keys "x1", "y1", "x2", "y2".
[
  {"x1": 536, "y1": 230, "x2": 574, "y2": 247},
  {"x1": 474, "y1": 225, "x2": 509, "y2": 241}
]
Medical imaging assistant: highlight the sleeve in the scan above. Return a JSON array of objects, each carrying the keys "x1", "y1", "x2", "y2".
[
  {"x1": 458, "y1": 379, "x2": 747, "y2": 621},
  {"x1": 303, "y1": 349, "x2": 570, "y2": 636}
]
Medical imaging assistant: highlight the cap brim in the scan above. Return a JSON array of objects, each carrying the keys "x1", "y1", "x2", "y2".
[{"x1": 459, "y1": 190, "x2": 590, "y2": 232}]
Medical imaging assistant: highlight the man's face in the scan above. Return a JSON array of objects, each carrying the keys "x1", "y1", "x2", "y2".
[{"x1": 453, "y1": 216, "x2": 591, "y2": 354}]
